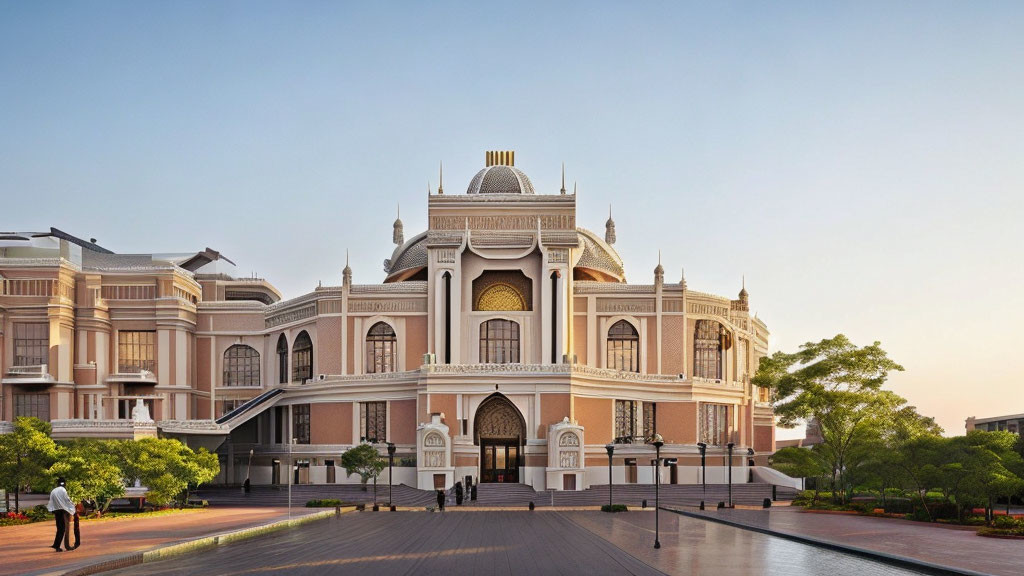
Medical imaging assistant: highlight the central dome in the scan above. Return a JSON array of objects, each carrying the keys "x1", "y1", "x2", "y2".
[{"x1": 466, "y1": 165, "x2": 536, "y2": 195}]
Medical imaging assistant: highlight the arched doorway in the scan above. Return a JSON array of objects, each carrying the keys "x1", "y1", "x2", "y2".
[{"x1": 474, "y1": 394, "x2": 526, "y2": 483}]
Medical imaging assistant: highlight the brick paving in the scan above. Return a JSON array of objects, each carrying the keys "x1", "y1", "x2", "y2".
[
  {"x1": 682, "y1": 506, "x2": 1021, "y2": 576},
  {"x1": 1, "y1": 506, "x2": 321, "y2": 576},
  {"x1": 104, "y1": 510, "x2": 928, "y2": 576}
]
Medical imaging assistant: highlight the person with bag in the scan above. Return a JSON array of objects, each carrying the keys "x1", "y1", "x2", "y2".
[{"x1": 46, "y1": 477, "x2": 75, "y2": 552}]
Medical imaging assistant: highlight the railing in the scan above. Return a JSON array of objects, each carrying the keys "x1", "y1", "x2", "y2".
[
  {"x1": 6, "y1": 364, "x2": 49, "y2": 377},
  {"x1": 106, "y1": 370, "x2": 157, "y2": 383}
]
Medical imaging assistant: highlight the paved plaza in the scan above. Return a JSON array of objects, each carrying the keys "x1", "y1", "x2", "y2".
[
  {"x1": 105, "y1": 510, "x2": 929, "y2": 576},
  {"x1": 684, "y1": 507, "x2": 1023, "y2": 576},
  {"x1": 2, "y1": 507, "x2": 322, "y2": 576}
]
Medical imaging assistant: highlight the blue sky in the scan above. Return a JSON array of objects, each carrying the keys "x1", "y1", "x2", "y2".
[{"x1": 3, "y1": 1, "x2": 1023, "y2": 437}]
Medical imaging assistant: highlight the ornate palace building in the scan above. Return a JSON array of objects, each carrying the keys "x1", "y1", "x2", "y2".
[{"x1": 1, "y1": 151, "x2": 774, "y2": 490}]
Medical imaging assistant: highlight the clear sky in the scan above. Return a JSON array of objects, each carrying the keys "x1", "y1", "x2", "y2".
[{"x1": 3, "y1": 2, "x2": 1022, "y2": 438}]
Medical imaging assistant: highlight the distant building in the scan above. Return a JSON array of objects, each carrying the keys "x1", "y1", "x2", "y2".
[
  {"x1": 2, "y1": 151, "x2": 776, "y2": 490},
  {"x1": 966, "y1": 414, "x2": 1022, "y2": 434}
]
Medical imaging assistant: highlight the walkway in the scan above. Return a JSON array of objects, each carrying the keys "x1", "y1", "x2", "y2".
[
  {"x1": 106, "y1": 510, "x2": 928, "y2": 576},
  {"x1": 2, "y1": 506, "x2": 321, "y2": 576},
  {"x1": 681, "y1": 506, "x2": 1022, "y2": 576}
]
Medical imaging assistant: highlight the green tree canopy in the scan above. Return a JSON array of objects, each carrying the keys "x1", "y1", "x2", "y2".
[
  {"x1": 754, "y1": 335, "x2": 936, "y2": 503},
  {"x1": 0, "y1": 417, "x2": 58, "y2": 512},
  {"x1": 116, "y1": 437, "x2": 220, "y2": 506},
  {"x1": 48, "y1": 439, "x2": 125, "y2": 511},
  {"x1": 340, "y1": 443, "x2": 385, "y2": 491}
]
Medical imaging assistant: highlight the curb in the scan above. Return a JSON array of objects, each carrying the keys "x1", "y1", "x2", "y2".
[
  {"x1": 59, "y1": 507, "x2": 351, "y2": 576},
  {"x1": 666, "y1": 507, "x2": 989, "y2": 576}
]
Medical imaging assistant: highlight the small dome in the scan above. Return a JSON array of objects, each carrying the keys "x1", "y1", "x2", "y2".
[{"x1": 466, "y1": 165, "x2": 536, "y2": 195}]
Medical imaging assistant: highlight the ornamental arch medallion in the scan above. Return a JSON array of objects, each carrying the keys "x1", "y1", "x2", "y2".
[{"x1": 473, "y1": 394, "x2": 527, "y2": 445}]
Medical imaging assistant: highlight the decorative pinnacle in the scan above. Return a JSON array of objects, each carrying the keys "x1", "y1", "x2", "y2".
[
  {"x1": 560, "y1": 163, "x2": 566, "y2": 194},
  {"x1": 438, "y1": 161, "x2": 444, "y2": 195}
]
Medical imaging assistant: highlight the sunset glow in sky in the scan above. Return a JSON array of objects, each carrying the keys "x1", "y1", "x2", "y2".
[{"x1": 3, "y1": 2, "x2": 1022, "y2": 437}]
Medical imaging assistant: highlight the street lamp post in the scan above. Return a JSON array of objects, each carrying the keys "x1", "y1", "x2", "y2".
[
  {"x1": 727, "y1": 442, "x2": 735, "y2": 508},
  {"x1": 650, "y1": 433, "x2": 664, "y2": 549},
  {"x1": 288, "y1": 438, "x2": 296, "y2": 519},
  {"x1": 605, "y1": 443, "x2": 615, "y2": 510},
  {"x1": 244, "y1": 448, "x2": 254, "y2": 494},
  {"x1": 387, "y1": 442, "x2": 396, "y2": 509},
  {"x1": 697, "y1": 442, "x2": 707, "y2": 509}
]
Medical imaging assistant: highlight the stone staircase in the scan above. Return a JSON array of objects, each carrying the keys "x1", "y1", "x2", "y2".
[{"x1": 195, "y1": 481, "x2": 797, "y2": 509}]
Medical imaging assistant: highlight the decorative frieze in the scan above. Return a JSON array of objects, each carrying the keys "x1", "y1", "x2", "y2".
[
  {"x1": 597, "y1": 299, "x2": 655, "y2": 314},
  {"x1": 688, "y1": 302, "x2": 730, "y2": 317},
  {"x1": 663, "y1": 299, "x2": 684, "y2": 313},
  {"x1": 265, "y1": 305, "x2": 316, "y2": 328},
  {"x1": 317, "y1": 299, "x2": 344, "y2": 314},
  {"x1": 430, "y1": 214, "x2": 574, "y2": 231},
  {"x1": 547, "y1": 249, "x2": 569, "y2": 264},
  {"x1": 436, "y1": 249, "x2": 457, "y2": 264},
  {"x1": 348, "y1": 299, "x2": 427, "y2": 313}
]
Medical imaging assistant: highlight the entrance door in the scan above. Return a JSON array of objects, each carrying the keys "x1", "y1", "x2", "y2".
[{"x1": 481, "y1": 440, "x2": 519, "y2": 483}]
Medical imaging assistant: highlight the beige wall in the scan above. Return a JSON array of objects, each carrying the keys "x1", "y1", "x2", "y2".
[
  {"x1": 316, "y1": 317, "x2": 343, "y2": 375},
  {"x1": 405, "y1": 315, "x2": 427, "y2": 370},
  {"x1": 572, "y1": 316, "x2": 587, "y2": 365},
  {"x1": 539, "y1": 393, "x2": 571, "y2": 439},
  {"x1": 661, "y1": 316, "x2": 684, "y2": 376},
  {"x1": 311, "y1": 402, "x2": 353, "y2": 444},
  {"x1": 430, "y1": 393, "x2": 457, "y2": 426},
  {"x1": 574, "y1": 397, "x2": 613, "y2": 444},
  {"x1": 657, "y1": 401, "x2": 697, "y2": 444},
  {"x1": 390, "y1": 399, "x2": 417, "y2": 444}
]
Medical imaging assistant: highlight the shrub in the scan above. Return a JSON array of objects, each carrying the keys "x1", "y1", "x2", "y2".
[
  {"x1": 601, "y1": 504, "x2": 628, "y2": 513},
  {"x1": 26, "y1": 505, "x2": 51, "y2": 522},
  {"x1": 0, "y1": 511, "x2": 32, "y2": 527},
  {"x1": 993, "y1": 515, "x2": 1023, "y2": 530},
  {"x1": 306, "y1": 499, "x2": 346, "y2": 507}
]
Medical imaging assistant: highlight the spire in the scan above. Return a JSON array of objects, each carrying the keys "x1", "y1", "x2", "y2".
[
  {"x1": 393, "y1": 204, "x2": 404, "y2": 245},
  {"x1": 573, "y1": 181, "x2": 577, "y2": 195},
  {"x1": 560, "y1": 163, "x2": 566, "y2": 194},
  {"x1": 342, "y1": 250, "x2": 352, "y2": 287},
  {"x1": 739, "y1": 275, "x2": 748, "y2": 301},
  {"x1": 427, "y1": 180, "x2": 431, "y2": 195},
  {"x1": 438, "y1": 161, "x2": 444, "y2": 195},
  {"x1": 654, "y1": 250, "x2": 664, "y2": 286},
  {"x1": 605, "y1": 204, "x2": 616, "y2": 245},
  {"x1": 680, "y1": 267, "x2": 687, "y2": 289}
]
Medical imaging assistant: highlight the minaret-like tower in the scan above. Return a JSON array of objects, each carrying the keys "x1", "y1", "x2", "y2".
[
  {"x1": 393, "y1": 205, "x2": 404, "y2": 245},
  {"x1": 605, "y1": 205, "x2": 616, "y2": 245},
  {"x1": 438, "y1": 162, "x2": 444, "y2": 195},
  {"x1": 342, "y1": 250, "x2": 352, "y2": 287},
  {"x1": 654, "y1": 251, "x2": 664, "y2": 288}
]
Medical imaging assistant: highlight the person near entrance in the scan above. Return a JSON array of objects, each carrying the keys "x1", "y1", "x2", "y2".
[
  {"x1": 47, "y1": 477, "x2": 76, "y2": 552},
  {"x1": 436, "y1": 489, "x2": 445, "y2": 512},
  {"x1": 455, "y1": 481, "x2": 464, "y2": 506}
]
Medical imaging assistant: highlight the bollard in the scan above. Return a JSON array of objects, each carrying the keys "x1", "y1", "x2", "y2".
[
  {"x1": 642, "y1": 499, "x2": 648, "y2": 509},
  {"x1": 372, "y1": 504, "x2": 379, "y2": 512},
  {"x1": 717, "y1": 501, "x2": 725, "y2": 509},
  {"x1": 529, "y1": 501, "x2": 535, "y2": 511},
  {"x1": 763, "y1": 498, "x2": 772, "y2": 509},
  {"x1": 390, "y1": 505, "x2": 397, "y2": 512},
  {"x1": 699, "y1": 501, "x2": 705, "y2": 510}
]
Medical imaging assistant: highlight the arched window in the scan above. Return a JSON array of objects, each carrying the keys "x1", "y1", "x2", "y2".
[
  {"x1": 694, "y1": 320, "x2": 723, "y2": 380},
  {"x1": 223, "y1": 345, "x2": 260, "y2": 386},
  {"x1": 276, "y1": 334, "x2": 288, "y2": 384},
  {"x1": 292, "y1": 331, "x2": 313, "y2": 383},
  {"x1": 606, "y1": 320, "x2": 639, "y2": 372},
  {"x1": 479, "y1": 319, "x2": 520, "y2": 364},
  {"x1": 365, "y1": 322, "x2": 397, "y2": 374}
]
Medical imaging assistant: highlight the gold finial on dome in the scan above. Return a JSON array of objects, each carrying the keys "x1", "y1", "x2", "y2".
[{"x1": 486, "y1": 150, "x2": 515, "y2": 166}]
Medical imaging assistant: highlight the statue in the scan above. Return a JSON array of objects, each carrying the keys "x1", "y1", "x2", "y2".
[{"x1": 131, "y1": 398, "x2": 152, "y2": 422}]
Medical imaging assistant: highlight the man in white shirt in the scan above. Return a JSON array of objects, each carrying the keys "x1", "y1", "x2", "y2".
[{"x1": 47, "y1": 477, "x2": 76, "y2": 552}]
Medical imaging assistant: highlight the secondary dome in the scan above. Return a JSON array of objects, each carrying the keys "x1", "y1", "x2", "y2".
[{"x1": 466, "y1": 150, "x2": 535, "y2": 194}]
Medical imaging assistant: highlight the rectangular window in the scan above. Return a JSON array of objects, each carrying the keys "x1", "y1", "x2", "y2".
[
  {"x1": 643, "y1": 402, "x2": 656, "y2": 440},
  {"x1": 360, "y1": 401, "x2": 387, "y2": 443},
  {"x1": 699, "y1": 403, "x2": 731, "y2": 446},
  {"x1": 118, "y1": 331, "x2": 156, "y2": 373},
  {"x1": 14, "y1": 393, "x2": 50, "y2": 421},
  {"x1": 14, "y1": 323, "x2": 48, "y2": 366},
  {"x1": 293, "y1": 404, "x2": 310, "y2": 445},
  {"x1": 614, "y1": 400, "x2": 637, "y2": 443}
]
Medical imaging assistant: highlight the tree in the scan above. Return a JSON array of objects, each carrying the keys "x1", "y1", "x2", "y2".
[
  {"x1": 770, "y1": 446, "x2": 830, "y2": 503},
  {"x1": 340, "y1": 443, "x2": 384, "y2": 491},
  {"x1": 116, "y1": 438, "x2": 220, "y2": 507},
  {"x1": 0, "y1": 417, "x2": 58, "y2": 512},
  {"x1": 48, "y1": 439, "x2": 125, "y2": 514},
  {"x1": 753, "y1": 335, "x2": 910, "y2": 504}
]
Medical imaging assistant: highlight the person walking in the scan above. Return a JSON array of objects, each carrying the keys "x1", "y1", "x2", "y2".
[
  {"x1": 47, "y1": 477, "x2": 75, "y2": 552},
  {"x1": 436, "y1": 489, "x2": 445, "y2": 512},
  {"x1": 455, "y1": 481, "x2": 464, "y2": 506}
]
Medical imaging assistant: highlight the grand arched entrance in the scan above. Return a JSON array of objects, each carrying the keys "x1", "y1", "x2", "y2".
[{"x1": 474, "y1": 393, "x2": 527, "y2": 483}]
